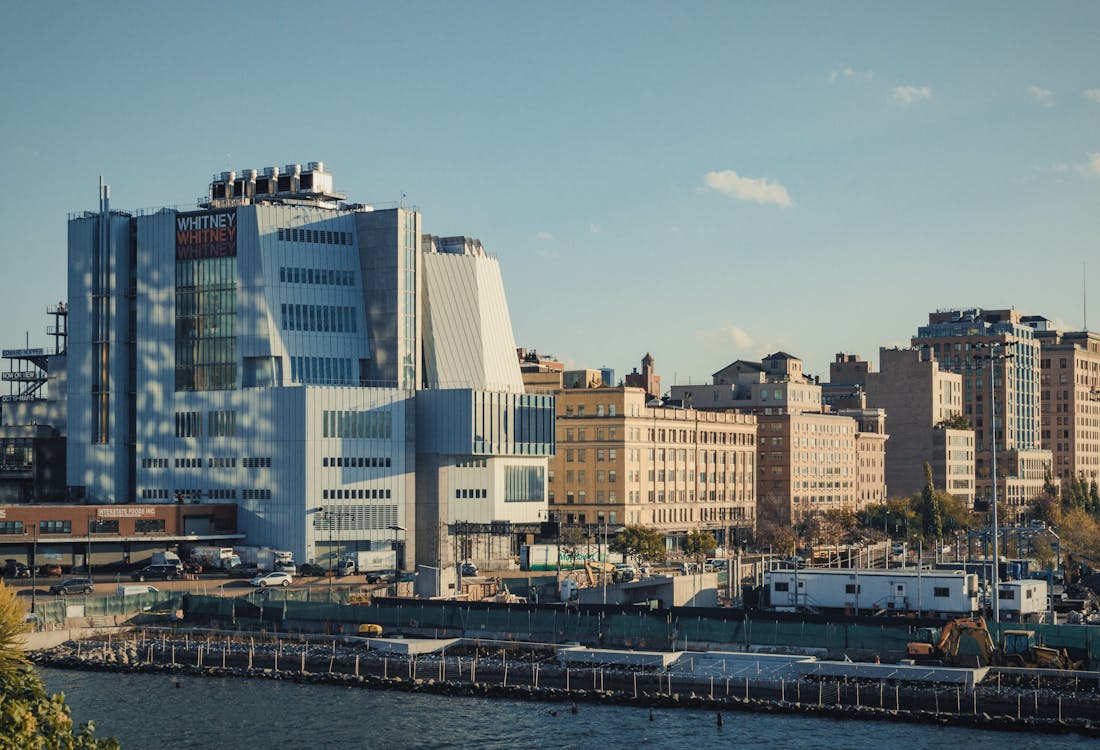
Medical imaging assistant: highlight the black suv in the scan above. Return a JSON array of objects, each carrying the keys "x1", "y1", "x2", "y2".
[
  {"x1": 3, "y1": 560, "x2": 31, "y2": 578},
  {"x1": 131, "y1": 564, "x2": 180, "y2": 582},
  {"x1": 49, "y1": 577, "x2": 94, "y2": 596}
]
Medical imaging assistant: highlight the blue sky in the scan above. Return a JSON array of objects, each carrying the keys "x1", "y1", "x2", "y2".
[{"x1": 1, "y1": 2, "x2": 1098, "y2": 386}]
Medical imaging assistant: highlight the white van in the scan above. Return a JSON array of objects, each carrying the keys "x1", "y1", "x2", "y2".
[{"x1": 117, "y1": 584, "x2": 159, "y2": 596}]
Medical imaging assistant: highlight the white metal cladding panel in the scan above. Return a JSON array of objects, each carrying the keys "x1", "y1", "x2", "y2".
[
  {"x1": 135, "y1": 212, "x2": 178, "y2": 442},
  {"x1": 65, "y1": 212, "x2": 135, "y2": 502},
  {"x1": 66, "y1": 217, "x2": 96, "y2": 482},
  {"x1": 304, "y1": 386, "x2": 412, "y2": 555},
  {"x1": 234, "y1": 207, "x2": 271, "y2": 358},
  {"x1": 254, "y1": 205, "x2": 371, "y2": 378},
  {"x1": 422, "y1": 253, "x2": 524, "y2": 393},
  {"x1": 422, "y1": 253, "x2": 483, "y2": 389},
  {"x1": 491, "y1": 456, "x2": 549, "y2": 523},
  {"x1": 415, "y1": 389, "x2": 475, "y2": 455},
  {"x1": 446, "y1": 460, "x2": 494, "y2": 524},
  {"x1": 474, "y1": 257, "x2": 524, "y2": 392}
]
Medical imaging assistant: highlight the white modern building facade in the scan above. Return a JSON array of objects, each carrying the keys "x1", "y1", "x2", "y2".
[{"x1": 66, "y1": 163, "x2": 553, "y2": 571}]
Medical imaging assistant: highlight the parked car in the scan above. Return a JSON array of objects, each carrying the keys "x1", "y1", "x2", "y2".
[
  {"x1": 250, "y1": 571, "x2": 292, "y2": 587},
  {"x1": 117, "y1": 584, "x2": 159, "y2": 596},
  {"x1": 131, "y1": 564, "x2": 180, "y2": 582},
  {"x1": 298, "y1": 563, "x2": 326, "y2": 577},
  {"x1": 460, "y1": 562, "x2": 478, "y2": 577},
  {"x1": 37, "y1": 563, "x2": 63, "y2": 578},
  {"x1": 49, "y1": 577, "x2": 94, "y2": 596},
  {"x1": 3, "y1": 560, "x2": 31, "y2": 578},
  {"x1": 365, "y1": 571, "x2": 394, "y2": 584}
]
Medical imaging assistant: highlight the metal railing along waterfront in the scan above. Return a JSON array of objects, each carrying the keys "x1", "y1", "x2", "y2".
[{"x1": 56, "y1": 628, "x2": 1100, "y2": 730}]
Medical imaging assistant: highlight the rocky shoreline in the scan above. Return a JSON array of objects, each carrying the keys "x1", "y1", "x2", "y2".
[{"x1": 32, "y1": 648, "x2": 1100, "y2": 738}]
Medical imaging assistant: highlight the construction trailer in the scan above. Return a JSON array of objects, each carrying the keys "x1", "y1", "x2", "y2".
[
  {"x1": 763, "y1": 567, "x2": 979, "y2": 617},
  {"x1": 997, "y1": 579, "x2": 1048, "y2": 622}
]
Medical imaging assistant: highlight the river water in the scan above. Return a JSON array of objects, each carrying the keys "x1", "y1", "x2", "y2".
[{"x1": 41, "y1": 668, "x2": 1094, "y2": 749}]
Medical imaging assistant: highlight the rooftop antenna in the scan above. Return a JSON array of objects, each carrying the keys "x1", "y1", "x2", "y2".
[{"x1": 1085, "y1": 260, "x2": 1088, "y2": 330}]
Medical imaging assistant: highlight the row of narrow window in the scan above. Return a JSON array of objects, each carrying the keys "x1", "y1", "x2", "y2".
[
  {"x1": 277, "y1": 227, "x2": 353, "y2": 245},
  {"x1": 322, "y1": 488, "x2": 393, "y2": 500},
  {"x1": 280, "y1": 303, "x2": 358, "y2": 334},
  {"x1": 280, "y1": 266, "x2": 355, "y2": 286},
  {"x1": 291, "y1": 356, "x2": 357, "y2": 385},
  {"x1": 323, "y1": 456, "x2": 392, "y2": 468}
]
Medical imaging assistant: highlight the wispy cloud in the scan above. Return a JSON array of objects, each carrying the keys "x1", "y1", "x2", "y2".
[
  {"x1": 829, "y1": 66, "x2": 873, "y2": 83},
  {"x1": 698, "y1": 323, "x2": 792, "y2": 367},
  {"x1": 890, "y1": 85, "x2": 933, "y2": 105},
  {"x1": 1027, "y1": 86, "x2": 1054, "y2": 106},
  {"x1": 535, "y1": 231, "x2": 554, "y2": 241},
  {"x1": 702, "y1": 170, "x2": 794, "y2": 208},
  {"x1": 589, "y1": 223, "x2": 602, "y2": 234},
  {"x1": 1052, "y1": 153, "x2": 1100, "y2": 176},
  {"x1": 1084, "y1": 89, "x2": 1100, "y2": 104}
]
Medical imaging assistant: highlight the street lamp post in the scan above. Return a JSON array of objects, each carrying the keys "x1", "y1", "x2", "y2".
[
  {"x1": 978, "y1": 341, "x2": 1014, "y2": 623},
  {"x1": 25, "y1": 523, "x2": 39, "y2": 613},
  {"x1": 387, "y1": 524, "x2": 405, "y2": 581},
  {"x1": 884, "y1": 510, "x2": 889, "y2": 569},
  {"x1": 87, "y1": 513, "x2": 94, "y2": 579}
]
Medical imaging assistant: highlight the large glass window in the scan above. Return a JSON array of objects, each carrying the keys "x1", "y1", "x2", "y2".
[
  {"x1": 504, "y1": 465, "x2": 545, "y2": 502},
  {"x1": 176, "y1": 254, "x2": 237, "y2": 391}
]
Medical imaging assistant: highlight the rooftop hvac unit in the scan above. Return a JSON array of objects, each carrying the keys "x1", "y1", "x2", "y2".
[
  {"x1": 277, "y1": 164, "x2": 301, "y2": 195},
  {"x1": 210, "y1": 181, "x2": 228, "y2": 201},
  {"x1": 300, "y1": 161, "x2": 333, "y2": 194},
  {"x1": 210, "y1": 171, "x2": 233, "y2": 201}
]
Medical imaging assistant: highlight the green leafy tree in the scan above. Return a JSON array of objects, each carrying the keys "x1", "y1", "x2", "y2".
[
  {"x1": 1032, "y1": 468, "x2": 1063, "y2": 528},
  {"x1": 755, "y1": 493, "x2": 799, "y2": 553},
  {"x1": 940, "y1": 413, "x2": 970, "y2": 429},
  {"x1": 915, "y1": 462, "x2": 943, "y2": 542},
  {"x1": 1061, "y1": 508, "x2": 1100, "y2": 559},
  {"x1": 1031, "y1": 536, "x2": 1055, "y2": 570},
  {"x1": 681, "y1": 531, "x2": 717, "y2": 563},
  {"x1": 610, "y1": 525, "x2": 666, "y2": 565},
  {"x1": 0, "y1": 584, "x2": 119, "y2": 749}
]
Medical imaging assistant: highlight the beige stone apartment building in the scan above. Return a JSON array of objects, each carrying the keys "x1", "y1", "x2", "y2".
[
  {"x1": 673, "y1": 351, "x2": 885, "y2": 526},
  {"x1": 549, "y1": 386, "x2": 757, "y2": 549},
  {"x1": 840, "y1": 408, "x2": 889, "y2": 507},
  {"x1": 757, "y1": 412, "x2": 858, "y2": 524},
  {"x1": 1027, "y1": 322, "x2": 1100, "y2": 483}
]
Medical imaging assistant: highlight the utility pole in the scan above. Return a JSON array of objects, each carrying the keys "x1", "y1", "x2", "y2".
[{"x1": 979, "y1": 341, "x2": 1014, "y2": 623}]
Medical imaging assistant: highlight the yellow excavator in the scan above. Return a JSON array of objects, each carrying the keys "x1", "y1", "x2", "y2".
[
  {"x1": 907, "y1": 617, "x2": 1081, "y2": 669},
  {"x1": 583, "y1": 560, "x2": 618, "y2": 587}
]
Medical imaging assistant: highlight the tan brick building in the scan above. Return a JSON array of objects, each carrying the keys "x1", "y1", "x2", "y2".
[
  {"x1": 840, "y1": 408, "x2": 889, "y2": 506},
  {"x1": 757, "y1": 412, "x2": 859, "y2": 524},
  {"x1": 850, "y1": 348, "x2": 976, "y2": 505},
  {"x1": 549, "y1": 386, "x2": 757, "y2": 548},
  {"x1": 1029, "y1": 324, "x2": 1100, "y2": 483},
  {"x1": 673, "y1": 352, "x2": 884, "y2": 526}
]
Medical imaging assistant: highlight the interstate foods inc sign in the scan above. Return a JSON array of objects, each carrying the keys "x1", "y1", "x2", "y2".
[{"x1": 175, "y1": 208, "x2": 237, "y2": 260}]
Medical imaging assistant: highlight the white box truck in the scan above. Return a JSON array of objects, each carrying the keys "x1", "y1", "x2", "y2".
[
  {"x1": 338, "y1": 550, "x2": 396, "y2": 577},
  {"x1": 235, "y1": 546, "x2": 295, "y2": 573},
  {"x1": 190, "y1": 546, "x2": 241, "y2": 570}
]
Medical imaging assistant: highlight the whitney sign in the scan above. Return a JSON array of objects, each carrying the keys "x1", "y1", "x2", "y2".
[{"x1": 176, "y1": 209, "x2": 237, "y2": 260}]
